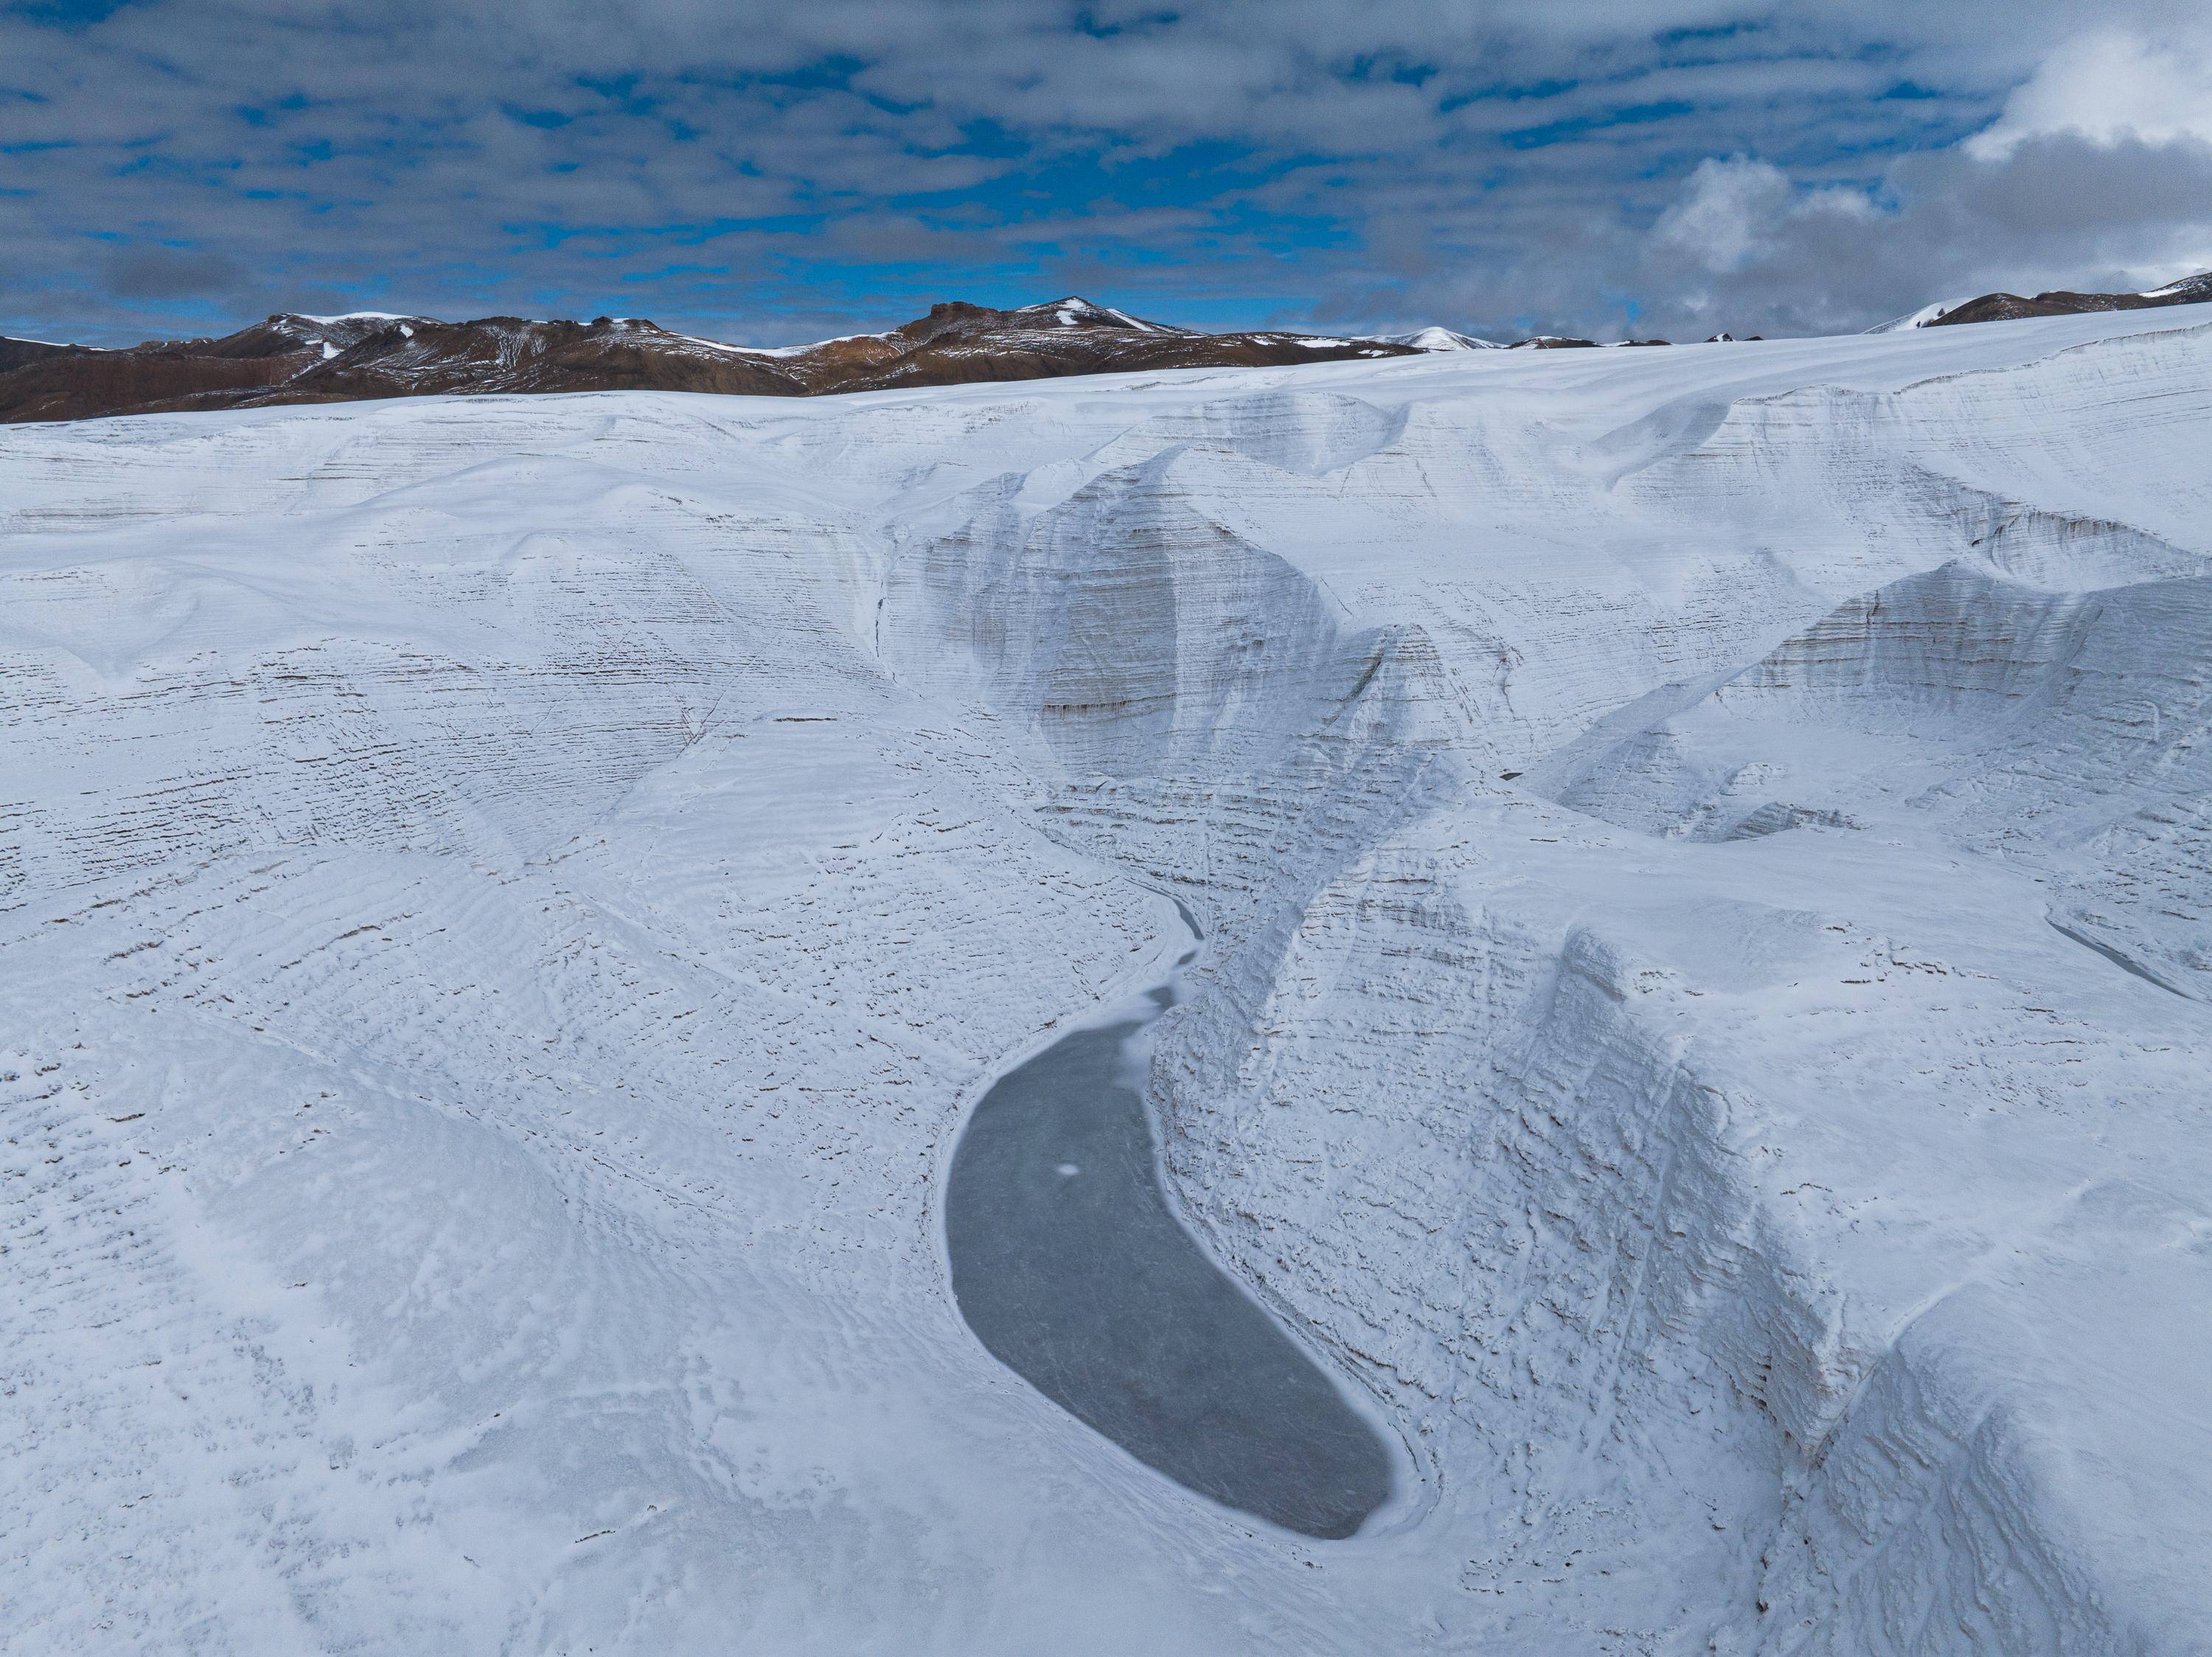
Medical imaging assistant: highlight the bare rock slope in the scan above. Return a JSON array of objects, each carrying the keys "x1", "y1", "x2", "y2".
[
  {"x1": 0, "y1": 296, "x2": 1411, "y2": 424},
  {"x1": 1920, "y1": 271, "x2": 2212, "y2": 327}
]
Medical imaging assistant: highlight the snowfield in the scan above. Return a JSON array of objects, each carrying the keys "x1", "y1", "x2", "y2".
[{"x1": 4, "y1": 305, "x2": 2209, "y2": 1655}]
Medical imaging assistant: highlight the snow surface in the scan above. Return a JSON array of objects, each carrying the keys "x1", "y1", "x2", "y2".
[
  {"x1": 689, "y1": 330, "x2": 889, "y2": 358},
  {"x1": 1034, "y1": 296, "x2": 1170, "y2": 333},
  {"x1": 1864, "y1": 299, "x2": 1965, "y2": 333},
  {"x1": 4, "y1": 302, "x2": 2211, "y2": 1655},
  {"x1": 1383, "y1": 325, "x2": 1503, "y2": 351}
]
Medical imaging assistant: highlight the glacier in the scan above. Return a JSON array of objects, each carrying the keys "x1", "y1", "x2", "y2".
[{"x1": 3, "y1": 305, "x2": 2208, "y2": 1655}]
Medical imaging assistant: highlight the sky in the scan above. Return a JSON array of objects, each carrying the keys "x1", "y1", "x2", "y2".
[{"x1": 4, "y1": 0, "x2": 2211, "y2": 346}]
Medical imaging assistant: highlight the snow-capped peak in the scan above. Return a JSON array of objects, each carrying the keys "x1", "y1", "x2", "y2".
[
  {"x1": 1380, "y1": 326, "x2": 1502, "y2": 352},
  {"x1": 1019, "y1": 296, "x2": 1175, "y2": 333}
]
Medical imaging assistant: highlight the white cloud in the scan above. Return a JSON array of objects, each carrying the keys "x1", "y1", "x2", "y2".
[
  {"x1": 1968, "y1": 30, "x2": 2212, "y2": 158},
  {"x1": 1651, "y1": 158, "x2": 1878, "y2": 277},
  {"x1": 1651, "y1": 157, "x2": 1792, "y2": 272}
]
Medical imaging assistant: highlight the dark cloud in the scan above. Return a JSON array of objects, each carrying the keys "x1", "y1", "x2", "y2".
[
  {"x1": 100, "y1": 245, "x2": 244, "y2": 301},
  {"x1": 1, "y1": 1, "x2": 2207, "y2": 344}
]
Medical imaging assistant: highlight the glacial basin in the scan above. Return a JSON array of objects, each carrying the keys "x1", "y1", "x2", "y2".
[{"x1": 945, "y1": 987, "x2": 1394, "y2": 1540}]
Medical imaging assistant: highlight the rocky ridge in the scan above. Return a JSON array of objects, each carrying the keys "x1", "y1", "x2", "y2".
[
  {"x1": 0, "y1": 298, "x2": 1417, "y2": 424},
  {"x1": 13, "y1": 269, "x2": 2212, "y2": 426},
  {"x1": 1912, "y1": 271, "x2": 2212, "y2": 329}
]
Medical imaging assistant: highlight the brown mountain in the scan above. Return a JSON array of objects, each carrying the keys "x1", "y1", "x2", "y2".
[
  {"x1": 0, "y1": 298, "x2": 1416, "y2": 425},
  {"x1": 1925, "y1": 271, "x2": 2212, "y2": 327}
]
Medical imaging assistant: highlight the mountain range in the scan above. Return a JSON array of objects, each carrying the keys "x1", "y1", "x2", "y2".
[
  {"x1": 7, "y1": 272, "x2": 2209, "y2": 423},
  {"x1": 0, "y1": 299, "x2": 1415, "y2": 424}
]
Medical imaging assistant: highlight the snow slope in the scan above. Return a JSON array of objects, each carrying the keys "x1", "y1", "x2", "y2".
[
  {"x1": 3, "y1": 305, "x2": 2209, "y2": 1655},
  {"x1": 1382, "y1": 326, "x2": 1504, "y2": 351},
  {"x1": 1863, "y1": 299, "x2": 1966, "y2": 333}
]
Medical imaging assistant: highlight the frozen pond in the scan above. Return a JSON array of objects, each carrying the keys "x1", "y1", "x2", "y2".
[{"x1": 945, "y1": 990, "x2": 1394, "y2": 1540}]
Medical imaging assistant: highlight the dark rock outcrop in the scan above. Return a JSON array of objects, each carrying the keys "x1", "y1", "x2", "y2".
[
  {"x1": 1925, "y1": 271, "x2": 2212, "y2": 327},
  {"x1": 0, "y1": 298, "x2": 1416, "y2": 425}
]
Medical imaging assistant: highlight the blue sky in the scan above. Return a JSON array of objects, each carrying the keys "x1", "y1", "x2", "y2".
[{"x1": 4, "y1": 1, "x2": 2210, "y2": 345}]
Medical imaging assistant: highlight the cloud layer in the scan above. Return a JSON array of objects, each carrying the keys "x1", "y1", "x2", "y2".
[{"x1": 4, "y1": 1, "x2": 2210, "y2": 344}]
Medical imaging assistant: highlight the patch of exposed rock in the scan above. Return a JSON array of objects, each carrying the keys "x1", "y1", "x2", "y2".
[{"x1": 1924, "y1": 271, "x2": 2212, "y2": 327}]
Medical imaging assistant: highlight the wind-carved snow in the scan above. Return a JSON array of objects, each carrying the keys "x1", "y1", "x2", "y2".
[{"x1": 2, "y1": 304, "x2": 2208, "y2": 1654}]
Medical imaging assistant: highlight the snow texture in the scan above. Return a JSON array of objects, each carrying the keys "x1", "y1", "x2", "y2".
[{"x1": 3, "y1": 302, "x2": 2209, "y2": 1656}]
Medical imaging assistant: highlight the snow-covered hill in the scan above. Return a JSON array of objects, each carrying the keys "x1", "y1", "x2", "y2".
[
  {"x1": 4, "y1": 305, "x2": 2209, "y2": 1654},
  {"x1": 1380, "y1": 325, "x2": 1503, "y2": 351}
]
